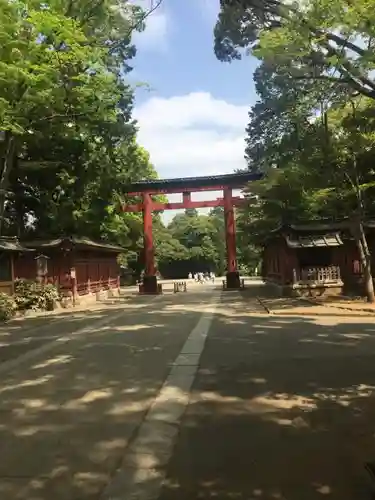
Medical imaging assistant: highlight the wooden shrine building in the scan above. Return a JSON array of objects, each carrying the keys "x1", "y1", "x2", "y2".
[
  {"x1": 15, "y1": 237, "x2": 123, "y2": 303},
  {"x1": 0, "y1": 237, "x2": 32, "y2": 295},
  {"x1": 262, "y1": 221, "x2": 375, "y2": 297},
  {"x1": 122, "y1": 172, "x2": 262, "y2": 293}
]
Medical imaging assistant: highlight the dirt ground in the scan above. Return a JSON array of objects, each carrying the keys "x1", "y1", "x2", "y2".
[
  {"x1": 159, "y1": 289, "x2": 375, "y2": 500},
  {"x1": 1, "y1": 284, "x2": 375, "y2": 499}
]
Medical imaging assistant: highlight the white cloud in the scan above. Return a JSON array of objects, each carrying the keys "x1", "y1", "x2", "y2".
[
  {"x1": 130, "y1": 1, "x2": 169, "y2": 52},
  {"x1": 134, "y1": 92, "x2": 249, "y2": 178},
  {"x1": 134, "y1": 92, "x2": 250, "y2": 222}
]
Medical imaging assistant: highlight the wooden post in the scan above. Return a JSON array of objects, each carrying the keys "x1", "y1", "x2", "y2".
[
  {"x1": 71, "y1": 267, "x2": 77, "y2": 306},
  {"x1": 182, "y1": 192, "x2": 191, "y2": 205},
  {"x1": 86, "y1": 263, "x2": 90, "y2": 294},
  {"x1": 224, "y1": 187, "x2": 240, "y2": 289},
  {"x1": 142, "y1": 192, "x2": 158, "y2": 293},
  {"x1": 10, "y1": 254, "x2": 15, "y2": 295},
  {"x1": 292, "y1": 268, "x2": 297, "y2": 285}
]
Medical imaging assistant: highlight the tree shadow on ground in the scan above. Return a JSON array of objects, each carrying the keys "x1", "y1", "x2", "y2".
[
  {"x1": 0, "y1": 290, "x2": 216, "y2": 499},
  {"x1": 0, "y1": 290, "x2": 213, "y2": 365},
  {"x1": 2, "y1": 287, "x2": 375, "y2": 499},
  {"x1": 159, "y1": 292, "x2": 375, "y2": 500}
]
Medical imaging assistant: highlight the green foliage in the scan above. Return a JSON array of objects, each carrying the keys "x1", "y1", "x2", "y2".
[
  {"x1": 0, "y1": 292, "x2": 16, "y2": 321},
  {"x1": 0, "y1": 0, "x2": 162, "y2": 267},
  {"x1": 0, "y1": 3, "x2": 118, "y2": 136},
  {"x1": 154, "y1": 206, "x2": 263, "y2": 278},
  {"x1": 214, "y1": 0, "x2": 375, "y2": 100},
  {"x1": 153, "y1": 209, "x2": 227, "y2": 278},
  {"x1": 14, "y1": 279, "x2": 60, "y2": 311},
  {"x1": 228, "y1": 63, "x2": 375, "y2": 274},
  {"x1": 213, "y1": 1, "x2": 375, "y2": 274}
]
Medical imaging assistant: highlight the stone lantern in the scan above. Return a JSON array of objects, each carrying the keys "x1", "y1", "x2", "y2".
[{"x1": 35, "y1": 254, "x2": 49, "y2": 282}]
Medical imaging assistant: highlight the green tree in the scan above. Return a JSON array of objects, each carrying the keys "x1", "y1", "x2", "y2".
[
  {"x1": 214, "y1": 0, "x2": 375, "y2": 99},
  {"x1": 151, "y1": 210, "x2": 224, "y2": 278},
  {"x1": 239, "y1": 62, "x2": 375, "y2": 299},
  {"x1": 0, "y1": 1, "x2": 128, "y2": 230},
  {"x1": 214, "y1": 1, "x2": 375, "y2": 300},
  {"x1": 0, "y1": 0, "x2": 164, "y2": 234}
]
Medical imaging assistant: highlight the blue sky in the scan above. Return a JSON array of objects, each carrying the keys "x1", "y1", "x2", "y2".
[
  {"x1": 129, "y1": 0, "x2": 259, "y2": 220},
  {"x1": 132, "y1": 0, "x2": 258, "y2": 105}
]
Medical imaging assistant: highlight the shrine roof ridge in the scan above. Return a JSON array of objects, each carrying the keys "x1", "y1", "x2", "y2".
[
  {"x1": 22, "y1": 236, "x2": 125, "y2": 253},
  {"x1": 123, "y1": 171, "x2": 263, "y2": 193},
  {"x1": 269, "y1": 218, "x2": 375, "y2": 234},
  {"x1": 0, "y1": 236, "x2": 33, "y2": 252}
]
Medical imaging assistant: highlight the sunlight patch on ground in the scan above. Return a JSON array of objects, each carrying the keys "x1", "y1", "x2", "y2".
[
  {"x1": 250, "y1": 377, "x2": 267, "y2": 384},
  {"x1": 63, "y1": 388, "x2": 113, "y2": 410},
  {"x1": 32, "y1": 354, "x2": 73, "y2": 370},
  {"x1": 315, "y1": 484, "x2": 332, "y2": 495},
  {"x1": 313, "y1": 384, "x2": 375, "y2": 406},
  {"x1": 0, "y1": 375, "x2": 54, "y2": 395},
  {"x1": 15, "y1": 398, "x2": 48, "y2": 409},
  {"x1": 112, "y1": 324, "x2": 165, "y2": 332},
  {"x1": 11, "y1": 401, "x2": 61, "y2": 415},
  {"x1": 107, "y1": 398, "x2": 154, "y2": 416},
  {"x1": 250, "y1": 393, "x2": 316, "y2": 411},
  {"x1": 341, "y1": 333, "x2": 371, "y2": 340},
  {"x1": 195, "y1": 391, "x2": 318, "y2": 417},
  {"x1": 13, "y1": 423, "x2": 70, "y2": 437}
]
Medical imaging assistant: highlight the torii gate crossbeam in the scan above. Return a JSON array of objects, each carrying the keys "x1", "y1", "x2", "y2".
[{"x1": 122, "y1": 172, "x2": 262, "y2": 293}]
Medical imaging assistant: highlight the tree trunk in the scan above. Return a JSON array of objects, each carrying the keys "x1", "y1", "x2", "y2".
[
  {"x1": 351, "y1": 219, "x2": 375, "y2": 303},
  {"x1": 0, "y1": 132, "x2": 16, "y2": 235}
]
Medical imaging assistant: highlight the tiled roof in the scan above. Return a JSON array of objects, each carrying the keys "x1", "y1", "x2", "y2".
[
  {"x1": 285, "y1": 233, "x2": 343, "y2": 248},
  {"x1": 0, "y1": 237, "x2": 32, "y2": 252},
  {"x1": 123, "y1": 172, "x2": 263, "y2": 193},
  {"x1": 23, "y1": 237, "x2": 124, "y2": 253},
  {"x1": 271, "y1": 219, "x2": 375, "y2": 234}
]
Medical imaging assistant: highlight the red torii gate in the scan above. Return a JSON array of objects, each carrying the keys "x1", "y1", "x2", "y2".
[{"x1": 122, "y1": 172, "x2": 262, "y2": 293}]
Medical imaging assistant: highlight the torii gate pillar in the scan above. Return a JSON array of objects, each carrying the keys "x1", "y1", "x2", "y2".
[
  {"x1": 142, "y1": 192, "x2": 158, "y2": 294},
  {"x1": 224, "y1": 187, "x2": 241, "y2": 289}
]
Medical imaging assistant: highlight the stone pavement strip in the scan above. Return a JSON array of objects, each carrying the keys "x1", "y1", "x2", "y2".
[
  {"x1": 0, "y1": 288, "x2": 218, "y2": 500},
  {"x1": 101, "y1": 293, "x2": 219, "y2": 500}
]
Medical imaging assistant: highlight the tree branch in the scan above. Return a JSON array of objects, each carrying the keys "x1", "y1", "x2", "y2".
[
  {"x1": 250, "y1": 0, "x2": 374, "y2": 69},
  {"x1": 108, "y1": 0, "x2": 165, "y2": 55},
  {"x1": 255, "y1": 0, "x2": 375, "y2": 98},
  {"x1": 321, "y1": 39, "x2": 375, "y2": 97},
  {"x1": 28, "y1": 112, "x2": 88, "y2": 127},
  {"x1": 325, "y1": 32, "x2": 366, "y2": 58},
  {"x1": 291, "y1": 74, "x2": 352, "y2": 83}
]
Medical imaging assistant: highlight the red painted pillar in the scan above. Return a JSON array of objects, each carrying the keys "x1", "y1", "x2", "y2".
[
  {"x1": 224, "y1": 187, "x2": 240, "y2": 289},
  {"x1": 142, "y1": 192, "x2": 158, "y2": 293},
  {"x1": 183, "y1": 192, "x2": 191, "y2": 205}
]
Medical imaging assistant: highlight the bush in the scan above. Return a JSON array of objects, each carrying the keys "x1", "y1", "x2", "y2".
[
  {"x1": 14, "y1": 279, "x2": 60, "y2": 312},
  {"x1": 0, "y1": 292, "x2": 16, "y2": 321},
  {"x1": 14, "y1": 279, "x2": 35, "y2": 311},
  {"x1": 36, "y1": 283, "x2": 60, "y2": 311}
]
